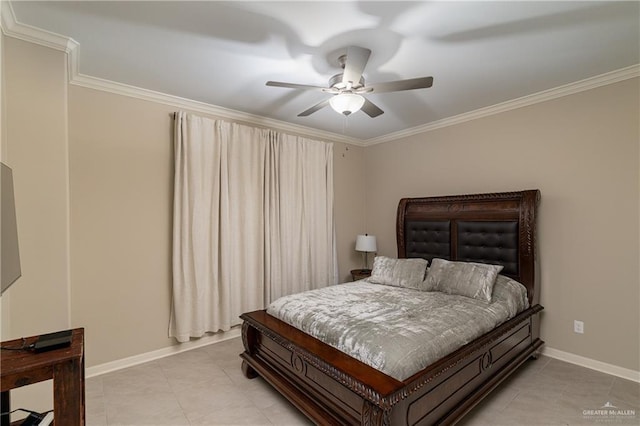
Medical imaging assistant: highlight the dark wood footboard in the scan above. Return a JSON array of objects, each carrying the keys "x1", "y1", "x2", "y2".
[{"x1": 241, "y1": 304, "x2": 543, "y2": 425}]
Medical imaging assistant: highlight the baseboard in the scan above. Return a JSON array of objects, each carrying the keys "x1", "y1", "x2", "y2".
[
  {"x1": 85, "y1": 333, "x2": 638, "y2": 384},
  {"x1": 542, "y1": 346, "x2": 639, "y2": 383},
  {"x1": 86, "y1": 328, "x2": 242, "y2": 378}
]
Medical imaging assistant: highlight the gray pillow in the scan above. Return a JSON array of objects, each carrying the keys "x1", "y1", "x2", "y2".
[
  {"x1": 423, "y1": 258, "x2": 504, "y2": 302},
  {"x1": 368, "y1": 256, "x2": 428, "y2": 289}
]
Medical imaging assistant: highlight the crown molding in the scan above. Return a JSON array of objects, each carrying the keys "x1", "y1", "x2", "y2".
[
  {"x1": 1, "y1": 1, "x2": 78, "y2": 54},
  {"x1": 1, "y1": 0, "x2": 80, "y2": 81},
  {"x1": 365, "y1": 64, "x2": 640, "y2": 146},
  {"x1": 2, "y1": 0, "x2": 638, "y2": 147},
  {"x1": 70, "y1": 74, "x2": 364, "y2": 146}
]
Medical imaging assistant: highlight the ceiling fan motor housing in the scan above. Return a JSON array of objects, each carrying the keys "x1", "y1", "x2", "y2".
[{"x1": 329, "y1": 73, "x2": 365, "y2": 90}]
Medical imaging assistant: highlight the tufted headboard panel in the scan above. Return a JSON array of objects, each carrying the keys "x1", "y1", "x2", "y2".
[
  {"x1": 404, "y1": 220, "x2": 451, "y2": 261},
  {"x1": 397, "y1": 190, "x2": 540, "y2": 305}
]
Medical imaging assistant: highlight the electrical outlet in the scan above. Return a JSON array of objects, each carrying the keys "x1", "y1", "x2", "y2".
[{"x1": 574, "y1": 320, "x2": 584, "y2": 334}]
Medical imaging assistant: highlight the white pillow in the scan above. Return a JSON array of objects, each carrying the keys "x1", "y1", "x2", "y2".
[
  {"x1": 368, "y1": 256, "x2": 428, "y2": 289},
  {"x1": 423, "y1": 258, "x2": 504, "y2": 302}
]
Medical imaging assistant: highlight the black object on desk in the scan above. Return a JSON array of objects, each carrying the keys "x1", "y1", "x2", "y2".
[{"x1": 33, "y1": 330, "x2": 72, "y2": 353}]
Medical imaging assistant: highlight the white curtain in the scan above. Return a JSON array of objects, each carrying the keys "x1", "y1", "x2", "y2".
[
  {"x1": 170, "y1": 112, "x2": 336, "y2": 342},
  {"x1": 265, "y1": 133, "x2": 337, "y2": 301}
]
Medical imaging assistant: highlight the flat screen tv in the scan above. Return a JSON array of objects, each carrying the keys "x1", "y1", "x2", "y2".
[{"x1": 1, "y1": 162, "x2": 21, "y2": 294}]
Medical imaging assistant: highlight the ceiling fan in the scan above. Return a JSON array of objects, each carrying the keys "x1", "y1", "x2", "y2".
[{"x1": 266, "y1": 46, "x2": 434, "y2": 118}]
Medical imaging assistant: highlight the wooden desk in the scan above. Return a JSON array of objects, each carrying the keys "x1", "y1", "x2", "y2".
[{"x1": 1, "y1": 328, "x2": 85, "y2": 426}]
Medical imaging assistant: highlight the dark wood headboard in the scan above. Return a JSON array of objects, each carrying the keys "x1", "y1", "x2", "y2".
[{"x1": 396, "y1": 190, "x2": 540, "y2": 305}]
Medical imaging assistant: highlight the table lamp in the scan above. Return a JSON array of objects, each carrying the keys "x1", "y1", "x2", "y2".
[{"x1": 355, "y1": 234, "x2": 377, "y2": 271}]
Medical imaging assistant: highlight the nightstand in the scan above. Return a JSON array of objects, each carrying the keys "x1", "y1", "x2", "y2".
[{"x1": 350, "y1": 269, "x2": 372, "y2": 281}]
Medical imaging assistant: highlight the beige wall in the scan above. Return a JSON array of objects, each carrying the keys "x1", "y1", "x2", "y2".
[
  {"x1": 3, "y1": 37, "x2": 71, "y2": 337},
  {"x1": 365, "y1": 78, "x2": 640, "y2": 371},
  {"x1": 2, "y1": 36, "x2": 71, "y2": 414},
  {"x1": 68, "y1": 86, "x2": 366, "y2": 366},
  {"x1": 334, "y1": 142, "x2": 369, "y2": 279},
  {"x1": 2, "y1": 33, "x2": 365, "y2": 395},
  {"x1": 3, "y1": 34, "x2": 638, "y2": 378}
]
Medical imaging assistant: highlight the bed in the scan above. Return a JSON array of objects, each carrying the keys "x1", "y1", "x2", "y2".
[{"x1": 240, "y1": 190, "x2": 543, "y2": 425}]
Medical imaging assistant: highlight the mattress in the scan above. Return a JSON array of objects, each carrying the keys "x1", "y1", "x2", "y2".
[{"x1": 266, "y1": 275, "x2": 529, "y2": 381}]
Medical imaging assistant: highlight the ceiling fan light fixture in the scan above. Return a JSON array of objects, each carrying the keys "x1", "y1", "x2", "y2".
[{"x1": 329, "y1": 93, "x2": 365, "y2": 116}]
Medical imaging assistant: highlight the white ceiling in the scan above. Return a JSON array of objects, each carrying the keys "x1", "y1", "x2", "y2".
[{"x1": 7, "y1": 1, "x2": 640, "y2": 141}]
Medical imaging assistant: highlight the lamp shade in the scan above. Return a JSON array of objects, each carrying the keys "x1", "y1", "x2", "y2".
[
  {"x1": 329, "y1": 93, "x2": 365, "y2": 116},
  {"x1": 355, "y1": 234, "x2": 377, "y2": 253}
]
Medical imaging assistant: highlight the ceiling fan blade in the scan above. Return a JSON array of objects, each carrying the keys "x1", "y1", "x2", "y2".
[
  {"x1": 266, "y1": 81, "x2": 326, "y2": 91},
  {"x1": 367, "y1": 76, "x2": 434, "y2": 94},
  {"x1": 361, "y1": 98, "x2": 384, "y2": 118},
  {"x1": 342, "y1": 46, "x2": 371, "y2": 87},
  {"x1": 298, "y1": 98, "x2": 330, "y2": 117}
]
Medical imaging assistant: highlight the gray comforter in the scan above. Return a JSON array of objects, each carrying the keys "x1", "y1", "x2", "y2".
[{"x1": 266, "y1": 275, "x2": 529, "y2": 381}]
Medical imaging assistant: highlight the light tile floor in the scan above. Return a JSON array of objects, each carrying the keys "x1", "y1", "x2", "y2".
[{"x1": 86, "y1": 337, "x2": 639, "y2": 425}]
